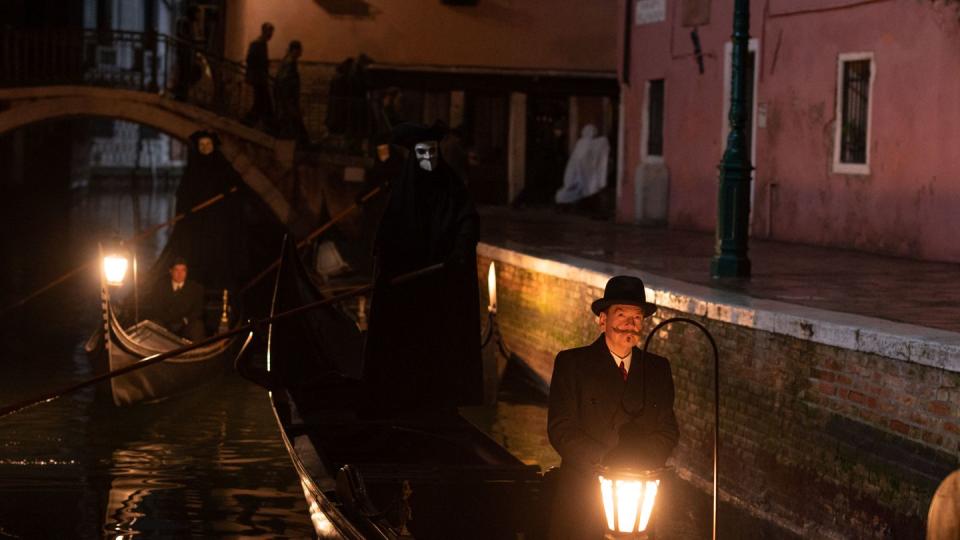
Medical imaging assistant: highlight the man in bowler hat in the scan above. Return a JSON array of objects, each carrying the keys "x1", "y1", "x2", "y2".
[{"x1": 547, "y1": 276, "x2": 679, "y2": 539}]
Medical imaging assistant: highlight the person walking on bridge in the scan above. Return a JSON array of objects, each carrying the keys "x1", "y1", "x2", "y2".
[
  {"x1": 275, "y1": 40, "x2": 308, "y2": 145},
  {"x1": 245, "y1": 22, "x2": 274, "y2": 128},
  {"x1": 173, "y1": 6, "x2": 202, "y2": 101}
]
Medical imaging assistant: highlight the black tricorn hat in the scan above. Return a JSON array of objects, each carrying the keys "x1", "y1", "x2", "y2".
[
  {"x1": 391, "y1": 121, "x2": 448, "y2": 149},
  {"x1": 590, "y1": 275, "x2": 657, "y2": 316}
]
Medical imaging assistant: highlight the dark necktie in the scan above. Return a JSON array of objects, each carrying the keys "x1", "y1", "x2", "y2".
[{"x1": 619, "y1": 360, "x2": 628, "y2": 381}]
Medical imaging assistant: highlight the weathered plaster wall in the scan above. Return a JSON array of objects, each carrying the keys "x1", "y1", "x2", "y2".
[
  {"x1": 225, "y1": 0, "x2": 618, "y2": 72},
  {"x1": 620, "y1": 0, "x2": 960, "y2": 262}
]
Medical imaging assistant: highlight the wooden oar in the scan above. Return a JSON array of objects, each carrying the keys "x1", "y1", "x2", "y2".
[
  {"x1": 0, "y1": 186, "x2": 239, "y2": 317},
  {"x1": 0, "y1": 262, "x2": 441, "y2": 420},
  {"x1": 238, "y1": 184, "x2": 385, "y2": 294}
]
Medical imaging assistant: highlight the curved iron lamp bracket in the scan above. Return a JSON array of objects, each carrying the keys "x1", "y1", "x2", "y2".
[{"x1": 640, "y1": 316, "x2": 720, "y2": 540}]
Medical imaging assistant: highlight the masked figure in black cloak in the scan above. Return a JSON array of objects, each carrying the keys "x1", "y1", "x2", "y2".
[{"x1": 362, "y1": 122, "x2": 483, "y2": 412}]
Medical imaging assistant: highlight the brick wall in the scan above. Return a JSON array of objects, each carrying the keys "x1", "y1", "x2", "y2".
[{"x1": 478, "y1": 250, "x2": 960, "y2": 539}]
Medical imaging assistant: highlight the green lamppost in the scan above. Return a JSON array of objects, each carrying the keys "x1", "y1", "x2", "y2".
[{"x1": 711, "y1": 0, "x2": 753, "y2": 278}]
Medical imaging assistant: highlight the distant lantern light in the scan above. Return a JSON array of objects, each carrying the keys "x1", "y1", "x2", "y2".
[
  {"x1": 103, "y1": 253, "x2": 129, "y2": 287},
  {"x1": 487, "y1": 262, "x2": 497, "y2": 313},
  {"x1": 598, "y1": 468, "x2": 661, "y2": 537}
]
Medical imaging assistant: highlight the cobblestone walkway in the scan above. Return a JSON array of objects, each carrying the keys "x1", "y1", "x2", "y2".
[{"x1": 480, "y1": 207, "x2": 960, "y2": 333}]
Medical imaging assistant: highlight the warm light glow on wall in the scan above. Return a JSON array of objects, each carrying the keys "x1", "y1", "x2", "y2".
[{"x1": 487, "y1": 261, "x2": 497, "y2": 313}]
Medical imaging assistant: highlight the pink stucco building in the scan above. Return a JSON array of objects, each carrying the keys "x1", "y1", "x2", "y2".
[{"x1": 619, "y1": 0, "x2": 960, "y2": 262}]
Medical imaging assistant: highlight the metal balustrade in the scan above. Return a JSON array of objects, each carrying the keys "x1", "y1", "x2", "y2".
[
  {"x1": 0, "y1": 28, "x2": 382, "y2": 151},
  {"x1": 0, "y1": 28, "x2": 257, "y2": 126}
]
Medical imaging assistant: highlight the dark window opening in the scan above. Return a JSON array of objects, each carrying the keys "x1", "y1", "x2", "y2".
[
  {"x1": 89, "y1": 118, "x2": 115, "y2": 138},
  {"x1": 646, "y1": 79, "x2": 664, "y2": 157},
  {"x1": 840, "y1": 58, "x2": 871, "y2": 164},
  {"x1": 463, "y1": 92, "x2": 508, "y2": 204},
  {"x1": 141, "y1": 125, "x2": 161, "y2": 140}
]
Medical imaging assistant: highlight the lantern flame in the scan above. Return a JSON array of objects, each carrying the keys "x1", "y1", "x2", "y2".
[
  {"x1": 103, "y1": 255, "x2": 129, "y2": 287},
  {"x1": 599, "y1": 474, "x2": 659, "y2": 534},
  {"x1": 487, "y1": 262, "x2": 497, "y2": 313}
]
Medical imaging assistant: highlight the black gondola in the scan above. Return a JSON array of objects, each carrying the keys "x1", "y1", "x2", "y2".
[
  {"x1": 84, "y1": 299, "x2": 240, "y2": 406},
  {"x1": 252, "y1": 240, "x2": 549, "y2": 539},
  {"x1": 84, "y1": 287, "x2": 241, "y2": 406}
]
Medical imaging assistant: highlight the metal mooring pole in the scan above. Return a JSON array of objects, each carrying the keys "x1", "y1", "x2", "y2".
[{"x1": 711, "y1": 0, "x2": 753, "y2": 278}]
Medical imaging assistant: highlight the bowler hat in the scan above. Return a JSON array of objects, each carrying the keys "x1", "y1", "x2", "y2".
[{"x1": 590, "y1": 275, "x2": 657, "y2": 316}]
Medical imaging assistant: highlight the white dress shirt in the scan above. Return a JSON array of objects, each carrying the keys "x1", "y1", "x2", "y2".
[{"x1": 610, "y1": 349, "x2": 632, "y2": 374}]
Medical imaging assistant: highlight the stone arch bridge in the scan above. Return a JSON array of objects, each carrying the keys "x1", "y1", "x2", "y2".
[{"x1": 0, "y1": 85, "x2": 300, "y2": 225}]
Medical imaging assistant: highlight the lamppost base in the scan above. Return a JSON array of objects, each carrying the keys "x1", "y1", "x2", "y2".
[{"x1": 710, "y1": 253, "x2": 751, "y2": 278}]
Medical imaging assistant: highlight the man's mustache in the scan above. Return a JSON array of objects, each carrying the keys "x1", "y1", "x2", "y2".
[{"x1": 611, "y1": 326, "x2": 641, "y2": 337}]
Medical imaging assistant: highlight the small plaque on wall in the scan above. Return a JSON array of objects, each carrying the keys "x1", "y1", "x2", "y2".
[{"x1": 635, "y1": 0, "x2": 666, "y2": 25}]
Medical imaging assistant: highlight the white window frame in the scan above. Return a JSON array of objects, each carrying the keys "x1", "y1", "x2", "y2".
[
  {"x1": 641, "y1": 79, "x2": 665, "y2": 164},
  {"x1": 833, "y1": 52, "x2": 875, "y2": 175}
]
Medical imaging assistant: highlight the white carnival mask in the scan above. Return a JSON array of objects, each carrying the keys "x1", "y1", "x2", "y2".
[{"x1": 414, "y1": 141, "x2": 439, "y2": 172}]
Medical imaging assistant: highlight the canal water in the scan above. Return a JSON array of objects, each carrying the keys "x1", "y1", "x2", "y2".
[
  {"x1": 0, "y1": 178, "x2": 797, "y2": 539},
  {"x1": 0, "y1": 182, "x2": 316, "y2": 538}
]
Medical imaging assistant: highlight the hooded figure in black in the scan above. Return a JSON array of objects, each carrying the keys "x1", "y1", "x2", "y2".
[{"x1": 362, "y1": 122, "x2": 482, "y2": 412}]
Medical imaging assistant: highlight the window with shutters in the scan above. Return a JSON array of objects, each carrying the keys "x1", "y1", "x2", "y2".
[{"x1": 833, "y1": 53, "x2": 874, "y2": 174}]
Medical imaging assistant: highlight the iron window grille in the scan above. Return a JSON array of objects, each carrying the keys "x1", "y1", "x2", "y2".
[
  {"x1": 839, "y1": 59, "x2": 871, "y2": 164},
  {"x1": 647, "y1": 79, "x2": 665, "y2": 157}
]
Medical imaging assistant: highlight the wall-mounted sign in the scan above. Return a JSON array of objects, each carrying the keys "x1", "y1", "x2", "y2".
[{"x1": 636, "y1": 0, "x2": 666, "y2": 25}]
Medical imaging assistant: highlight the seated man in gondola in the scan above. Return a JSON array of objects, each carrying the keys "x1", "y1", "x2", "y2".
[{"x1": 148, "y1": 257, "x2": 205, "y2": 342}]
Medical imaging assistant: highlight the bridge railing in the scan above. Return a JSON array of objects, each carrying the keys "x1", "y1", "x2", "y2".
[
  {"x1": 0, "y1": 28, "x2": 386, "y2": 152},
  {"x1": 0, "y1": 28, "x2": 258, "y2": 126}
]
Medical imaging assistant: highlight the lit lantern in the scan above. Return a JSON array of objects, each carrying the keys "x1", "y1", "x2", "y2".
[
  {"x1": 487, "y1": 261, "x2": 497, "y2": 313},
  {"x1": 598, "y1": 468, "x2": 661, "y2": 537},
  {"x1": 102, "y1": 252, "x2": 129, "y2": 287}
]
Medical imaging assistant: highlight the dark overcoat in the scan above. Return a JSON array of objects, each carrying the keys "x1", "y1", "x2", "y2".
[
  {"x1": 245, "y1": 40, "x2": 269, "y2": 85},
  {"x1": 547, "y1": 335, "x2": 679, "y2": 540},
  {"x1": 362, "y1": 156, "x2": 482, "y2": 411},
  {"x1": 148, "y1": 280, "x2": 204, "y2": 336}
]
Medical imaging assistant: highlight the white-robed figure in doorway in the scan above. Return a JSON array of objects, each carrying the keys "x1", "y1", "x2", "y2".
[{"x1": 555, "y1": 124, "x2": 610, "y2": 204}]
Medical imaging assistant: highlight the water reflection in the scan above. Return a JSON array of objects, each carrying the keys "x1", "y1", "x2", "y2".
[
  {"x1": 0, "y1": 181, "x2": 312, "y2": 538},
  {"x1": 91, "y1": 375, "x2": 313, "y2": 538},
  {"x1": 462, "y1": 359, "x2": 560, "y2": 470}
]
